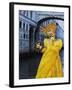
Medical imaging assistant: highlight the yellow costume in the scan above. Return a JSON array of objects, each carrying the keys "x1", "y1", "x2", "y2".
[
  {"x1": 36, "y1": 23, "x2": 63, "y2": 78},
  {"x1": 36, "y1": 38, "x2": 63, "y2": 78}
]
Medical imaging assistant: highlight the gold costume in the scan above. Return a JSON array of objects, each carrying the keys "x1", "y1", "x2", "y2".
[
  {"x1": 36, "y1": 38, "x2": 63, "y2": 78},
  {"x1": 36, "y1": 23, "x2": 63, "y2": 78}
]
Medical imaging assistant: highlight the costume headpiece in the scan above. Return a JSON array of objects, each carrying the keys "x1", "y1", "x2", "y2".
[{"x1": 41, "y1": 22, "x2": 57, "y2": 34}]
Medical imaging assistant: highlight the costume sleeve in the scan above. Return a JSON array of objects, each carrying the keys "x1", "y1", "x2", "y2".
[
  {"x1": 55, "y1": 39, "x2": 63, "y2": 50},
  {"x1": 41, "y1": 47, "x2": 46, "y2": 53},
  {"x1": 41, "y1": 39, "x2": 48, "y2": 53},
  {"x1": 58, "y1": 39, "x2": 63, "y2": 50}
]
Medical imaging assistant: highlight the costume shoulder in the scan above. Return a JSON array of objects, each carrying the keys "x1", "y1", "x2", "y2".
[
  {"x1": 55, "y1": 39, "x2": 62, "y2": 49},
  {"x1": 44, "y1": 38, "x2": 49, "y2": 43},
  {"x1": 44, "y1": 38, "x2": 49, "y2": 46}
]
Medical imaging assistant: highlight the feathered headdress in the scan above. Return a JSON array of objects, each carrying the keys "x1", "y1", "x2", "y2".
[{"x1": 41, "y1": 22, "x2": 57, "y2": 35}]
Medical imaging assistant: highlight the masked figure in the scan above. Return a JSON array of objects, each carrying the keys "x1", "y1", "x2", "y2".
[{"x1": 36, "y1": 22, "x2": 63, "y2": 78}]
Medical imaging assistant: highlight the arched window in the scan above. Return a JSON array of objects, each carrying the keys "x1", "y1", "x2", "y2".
[
  {"x1": 23, "y1": 33, "x2": 25, "y2": 39},
  {"x1": 30, "y1": 11, "x2": 32, "y2": 19},
  {"x1": 19, "y1": 21, "x2": 22, "y2": 29},
  {"x1": 23, "y1": 22, "x2": 25, "y2": 29}
]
